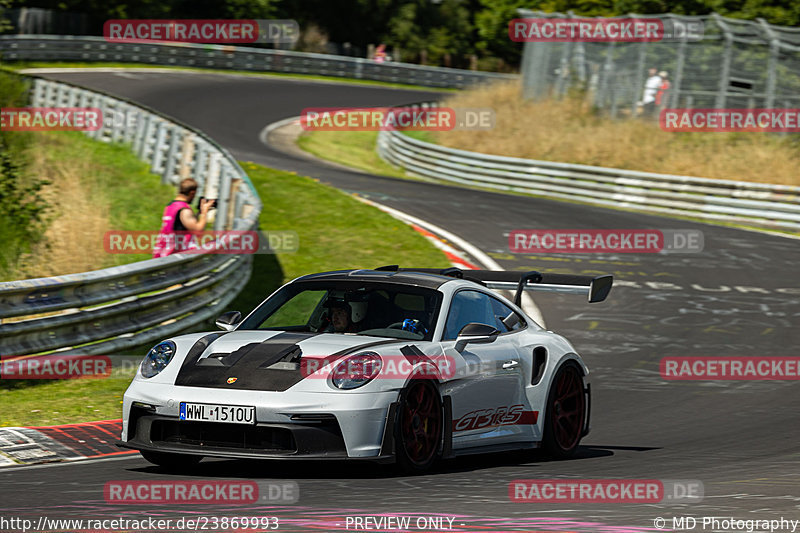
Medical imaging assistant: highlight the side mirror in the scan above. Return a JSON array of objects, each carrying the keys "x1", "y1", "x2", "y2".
[
  {"x1": 455, "y1": 322, "x2": 500, "y2": 352},
  {"x1": 215, "y1": 311, "x2": 242, "y2": 331}
]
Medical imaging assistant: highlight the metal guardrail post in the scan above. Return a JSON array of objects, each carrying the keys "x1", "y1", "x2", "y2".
[
  {"x1": 132, "y1": 109, "x2": 146, "y2": 153},
  {"x1": 138, "y1": 114, "x2": 155, "y2": 158},
  {"x1": 151, "y1": 121, "x2": 168, "y2": 175}
]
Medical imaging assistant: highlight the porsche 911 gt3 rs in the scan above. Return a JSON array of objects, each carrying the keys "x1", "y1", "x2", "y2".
[{"x1": 119, "y1": 266, "x2": 613, "y2": 472}]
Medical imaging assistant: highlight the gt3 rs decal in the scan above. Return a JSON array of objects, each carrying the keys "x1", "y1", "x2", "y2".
[{"x1": 453, "y1": 405, "x2": 538, "y2": 432}]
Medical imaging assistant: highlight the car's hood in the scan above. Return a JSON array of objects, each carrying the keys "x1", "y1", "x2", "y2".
[
  {"x1": 173, "y1": 330, "x2": 402, "y2": 392},
  {"x1": 204, "y1": 330, "x2": 395, "y2": 357}
]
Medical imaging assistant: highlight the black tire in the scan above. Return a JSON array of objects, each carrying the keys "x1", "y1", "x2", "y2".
[
  {"x1": 140, "y1": 450, "x2": 203, "y2": 469},
  {"x1": 395, "y1": 379, "x2": 443, "y2": 474},
  {"x1": 541, "y1": 361, "x2": 586, "y2": 459}
]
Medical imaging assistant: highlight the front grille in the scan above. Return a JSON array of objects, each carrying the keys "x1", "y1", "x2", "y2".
[{"x1": 150, "y1": 420, "x2": 296, "y2": 453}]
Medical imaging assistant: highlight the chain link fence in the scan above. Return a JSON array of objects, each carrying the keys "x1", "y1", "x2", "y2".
[{"x1": 519, "y1": 11, "x2": 800, "y2": 117}]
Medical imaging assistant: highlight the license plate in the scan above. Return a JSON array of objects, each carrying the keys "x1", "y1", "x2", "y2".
[{"x1": 179, "y1": 402, "x2": 256, "y2": 424}]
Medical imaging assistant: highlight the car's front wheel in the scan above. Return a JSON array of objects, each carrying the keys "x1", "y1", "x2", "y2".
[
  {"x1": 395, "y1": 380, "x2": 443, "y2": 473},
  {"x1": 541, "y1": 361, "x2": 586, "y2": 458},
  {"x1": 140, "y1": 450, "x2": 203, "y2": 469}
]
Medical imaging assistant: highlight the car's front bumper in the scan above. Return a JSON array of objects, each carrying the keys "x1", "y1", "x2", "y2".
[
  {"x1": 120, "y1": 382, "x2": 400, "y2": 459},
  {"x1": 120, "y1": 409, "x2": 395, "y2": 462}
]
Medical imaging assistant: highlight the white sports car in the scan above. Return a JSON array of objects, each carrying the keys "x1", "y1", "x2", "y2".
[{"x1": 119, "y1": 267, "x2": 613, "y2": 472}]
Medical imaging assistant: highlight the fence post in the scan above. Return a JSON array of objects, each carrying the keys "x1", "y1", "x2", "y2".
[
  {"x1": 609, "y1": 70, "x2": 619, "y2": 118},
  {"x1": 555, "y1": 12, "x2": 574, "y2": 97},
  {"x1": 713, "y1": 13, "x2": 733, "y2": 109},
  {"x1": 671, "y1": 26, "x2": 687, "y2": 108},
  {"x1": 632, "y1": 31, "x2": 647, "y2": 116},
  {"x1": 758, "y1": 18, "x2": 779, "y2": 109},
  {"x1": 595, "y1": 41, "x2": 616, "y2": 109}
]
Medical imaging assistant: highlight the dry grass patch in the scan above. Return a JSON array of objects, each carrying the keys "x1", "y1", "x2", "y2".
[
  {"x1": 13, "y1": 135, "x2": 110, "y2": 278},
  {"x1": 5, "y1": 132, "x2": 174, "y2": 281},
  {"x1": 435, "y1": 80, "x2": 800, "y2": 186}
]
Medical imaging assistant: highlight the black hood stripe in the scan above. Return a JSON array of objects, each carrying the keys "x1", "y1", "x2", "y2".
[{"x1": 175, "y1": 332, "x2": 402, "y2": 392}]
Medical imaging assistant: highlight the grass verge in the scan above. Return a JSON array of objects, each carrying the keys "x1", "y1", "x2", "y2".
[
  {"x1": 297, "y1": 130, "x2": 409, "y2": 179},
  {"x1": 0, "y1": 369, "x2": 136, "y2": 427},
  {"x1": 0, "y1": 161, "x2": 450, "y2": 427}
]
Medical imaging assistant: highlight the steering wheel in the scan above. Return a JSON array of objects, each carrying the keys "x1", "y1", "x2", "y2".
[{"x1": 387, "y1": 322, "x2": 406, "y2": 330}]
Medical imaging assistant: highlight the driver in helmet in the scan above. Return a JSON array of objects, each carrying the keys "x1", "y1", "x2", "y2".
[{"x1": 325, "y1": 296, "x2": 368, "y2": 333}]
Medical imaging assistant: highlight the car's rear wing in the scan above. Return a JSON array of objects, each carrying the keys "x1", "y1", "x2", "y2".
[{"x1": 377, "y1": 266, "x2": 612, "y2": 305}]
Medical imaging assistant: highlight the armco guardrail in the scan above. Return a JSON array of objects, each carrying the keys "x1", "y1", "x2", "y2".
[
  {"x1": 0, "y1": 75, "x2": 262, "y2": 356},
  {"x1": 0, "y1": 35, "x2": 514, "y2": 89},
  {"x1": 377, "y1": 106, "x2": 800, "y2": 231}
]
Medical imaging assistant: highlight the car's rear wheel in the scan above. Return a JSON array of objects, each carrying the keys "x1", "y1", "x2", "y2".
[
  {"x1": 395, "y1": 379, "x2": 443, "y2": 473},
  {"x1": 541, "y1": 361, "x2": 586, "y2": 458},
  {"x1": 140, "y1": 450, "x2": 203, "y2": 469}
]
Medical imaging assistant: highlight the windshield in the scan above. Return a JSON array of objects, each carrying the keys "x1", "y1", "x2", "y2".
[{"x1": 238, "y1": 281, "x2": 442, "y2": 341}]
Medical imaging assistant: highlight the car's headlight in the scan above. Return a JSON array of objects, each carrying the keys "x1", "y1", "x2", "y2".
[
  {"x1": 331, "y1": 351, "x2": 382, "y2": 390},
  {"x1": 141, "y1": 341, "x2": 176, "y2": 378}
]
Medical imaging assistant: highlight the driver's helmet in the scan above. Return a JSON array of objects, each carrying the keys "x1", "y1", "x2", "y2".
[
  {"x1": 401, "y1": 318, "x2": 427, "y2": 335},
  {"x1": 325, "y1": 292, "x2": 368, "y2": 324},
  {"x1": 349, "y1": 300, "x2": 367, "y2": 323}
]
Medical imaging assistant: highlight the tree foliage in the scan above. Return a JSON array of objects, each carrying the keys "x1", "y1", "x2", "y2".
[{"x1": 8, "y1": 0, "x2": 800, "y2": 70}]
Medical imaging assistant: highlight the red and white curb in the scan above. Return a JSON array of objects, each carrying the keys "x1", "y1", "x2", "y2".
[
  {"x1": 0, "y1": 419, "x2": 133, "y2": 467},
  {"x1": 408, "y1": 223, "x2": 478, "y2": 270}
]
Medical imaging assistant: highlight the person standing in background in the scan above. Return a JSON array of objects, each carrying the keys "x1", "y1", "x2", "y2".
[
  {"x1": 641, "y1": 68, "x2": 662, "y2": 117},
  {"x1": 655, "y1": 71, "x2": 671, "y2": 112},
  {"x1": 373, "y1": 43, "x2": 387, "y2": 63},
  {"x1": 153, "y1": 178, "x2": 213, "y2": 258}
]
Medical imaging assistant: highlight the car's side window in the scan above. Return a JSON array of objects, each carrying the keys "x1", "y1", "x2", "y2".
[
  {"x1": 489, "y1": 296, "x2": 527, "y2": 333},
  {"x1": 443, "y1": 290, "x2": 498, "y2": 340}
]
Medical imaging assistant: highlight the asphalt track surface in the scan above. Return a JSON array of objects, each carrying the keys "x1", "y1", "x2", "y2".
[{"x1": 2, "y1": 71, "x2": 800, "y2": 533}]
